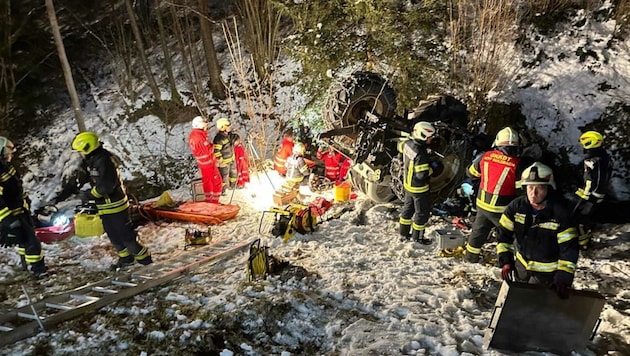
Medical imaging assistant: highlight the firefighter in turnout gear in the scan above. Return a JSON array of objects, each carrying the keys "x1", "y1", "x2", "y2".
[
  {"x1": 399, "y1": 121, "x2": 435, "y2": 244},
  {"x1": 0, "y1": 136, "x2": 47, "y2": 278},
  {"x1": 188, "y1": 116, "x2": 222, "y2": 203},
  {"x1": 285, "y1": 142, "x2": 310, "y2": 184},
  {"x1": 213, "y1": 118, "x2": 239, "y2": 194},
  {"x1": 497, "y1": 162, "x2": 579, "y2": 299},
  {"x1": 72, "y1": 132, "x2": 152, "y2": 269},
  {"x1": 573, "y1": 130, "x2": 612, "y2": 249},
  {"x1": 465, "y1": 127, "x2": 521, "y2": 263},
  {"x1": 274, "y1": 130, "x2": 294, "y2": 176}
]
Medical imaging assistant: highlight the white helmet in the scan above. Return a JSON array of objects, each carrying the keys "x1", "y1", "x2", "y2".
[
  {"x1": 493, "y1": 127, "x2": 519, "y2": 147},
  {"x1": 192, "y1": 116, "x2": 209, "y2": 130},
  {"x1": 520, "y1": 162, "x2": 556, "y2": 190},
  {"x1": 412, "y1": 121, "x2": 436, "y2": 141},
  {"x1": 0, "y1": 136, "x2": 15, "y2": 160}
]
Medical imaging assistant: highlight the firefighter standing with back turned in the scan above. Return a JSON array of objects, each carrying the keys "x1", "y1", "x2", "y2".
[
  {"x1": 573, "y1": 130, "x2": 612, "y2": 249},
  {"x1": 497, "y1": 162, "x2": 579, "y2": 299},
  {"x1": 274, "y1": 130, "x2": 294, "y2": 176},
  {"x1": 188, "y1": 116, "x2": 222, "y2": 203},
  {"x1": 398, "y1": 121, "x2": 436, "y2": 244},
  {"x1": 213, "y1": 118, "x2": 239, "y2": 194},
  {"x1": 0, "y1": 136, "x2": 48, "y2": 278},
  {"x1": 465, "y1": 127, "x2": 521, "y2": 263},
  {"x1": 72, "y1": 132, "x2": 152, "y2": 269}
]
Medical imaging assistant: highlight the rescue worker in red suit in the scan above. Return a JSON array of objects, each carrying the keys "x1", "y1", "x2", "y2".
[
  {"x1": 497, "y1": 162, "x2": 579, "y2": 299},
  {"x1": 399, "y1": 121, "x2": 436, "y2": 244},
  {"x1": 0, "y1": 136, "x2": 47, "y2": 278},
  {"x1": 572, "y1": 130, "x2": 612, "y2": 249},
  {"x1": 273, "y1": 129, "x2": 294, "y2": 177},
  {"x1": 234, "y1": 137, "x2": 250, "y2": 188},
  {"x1": 213, "y1": 118, "x2": 239, "y2": 194},
  {"x1": 72, "y1": 132, "x2": 152, "y2": 269},
  {"x1": 274, "y1": 130, "x2": 294, "y2": 176},
  {"x1": 465, "y1": 127, "x2": 521, "y2": 263},
  {"x1": 188, "y1": 116, "x2": 223, "y2": 202},
  {"x1": 316, "y1": 145, "x2": 345, "y2": 182}
]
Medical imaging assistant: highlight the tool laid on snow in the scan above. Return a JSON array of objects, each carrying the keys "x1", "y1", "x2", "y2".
[
  {"x1": 184, "y1": 227, "x2": 212, "y2": 249},
  {"x1": 260, "y1": 203, "x2": 319, "y2": 242}
]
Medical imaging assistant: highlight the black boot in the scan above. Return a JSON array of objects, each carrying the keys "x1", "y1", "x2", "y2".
[
  {"x1": 399, "y1": 224, "x2": 411, "y2": 241},
  {"x1": 110, "y1": 255, "x2": 135, "y2": 271},
  {"x1": 412, "y1": 230, "x2": 432, "y2": 245},
  {"x1": 20, "y1": 255, "x2": 28, "y2": 271},
  {"x1": 30, "y1": 259, "x2": 48, "y2": 279}
]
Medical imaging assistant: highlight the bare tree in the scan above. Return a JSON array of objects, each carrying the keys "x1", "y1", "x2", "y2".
[
  {"x1": 45, "y1": 0, "x2": 86, "y2": 132},
  {"x1": 155, "y1": 0, "x2": 181, "y2": 103},
  {"x1": 198, "y1": 0, "x2": 226, "y2": 100},
  {"x1": 124, "y1": 0, "x2": 162, "y2": 101},
  {"x1": 236, "y1": 0, "x2": 283, "y2": 81}
]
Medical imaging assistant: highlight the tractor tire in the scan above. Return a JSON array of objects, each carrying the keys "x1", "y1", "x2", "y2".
[
  {"x1": 322, "y1": 71, "x2": 397, "y2": 152},
  {"x1": 322, "y1": 71, "x2": 398, "y2": 203}
]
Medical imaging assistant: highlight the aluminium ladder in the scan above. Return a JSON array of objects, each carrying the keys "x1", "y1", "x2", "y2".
[{"x1": 0, "y1": 238, "x2": 253, "y2": 348}]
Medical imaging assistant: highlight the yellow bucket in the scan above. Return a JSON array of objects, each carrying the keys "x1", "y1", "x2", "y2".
[
  {"x1": 74, "y1": 213, "x2": 104, "y2": 238},
  {"x1": 333, "y1": 181, "x2": 352, "y2": 202}
]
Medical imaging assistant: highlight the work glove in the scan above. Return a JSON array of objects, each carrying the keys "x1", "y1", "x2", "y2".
[
  {"x1": 552, "y1": 274, "x2": 571, "y2": 299},
  {"x1": 552, "y1": 281, "x2": 570, "y2": 299},
  {"x1": 500, "y1": 263, "x2": 515, "y2": 282},
  {"x1": 78, "y1": 189, "x2": 93, "y2": 203}
]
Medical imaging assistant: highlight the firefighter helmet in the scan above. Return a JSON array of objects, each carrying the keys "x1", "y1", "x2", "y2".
[
  {"x1": 520, "y1": 162, "x2": 556, "y2": 190},
  {"x1": 579, "y1": 131, "x2": 603, "y2": 149},
  {"x1": 412, "y1": 121, "x2": 436, "y2": 141},
  {"x1": 293, "y1": 142, "x2": 305, "y2": 155},
  {"x1": 72, "y1": 131, "x2": 100, "y2": 155},
  {"x1": 493, "y1": 127, "x2": 519, "y2": 147},
  {"x1": 192, "y1": 116, "x2": 209, "y2": 130},
  {"x1": 0, "y1": 136, "x2": 15, "y2": 159},
  {"x1": 216, "y1": 118, "x2": 231, "y2": 131}
]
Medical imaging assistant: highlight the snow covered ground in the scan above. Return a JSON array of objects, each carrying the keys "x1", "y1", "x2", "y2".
[
  {"x1": 2, "y1": 169, "x2": 630, "y2": 355},
  {"x1": 2, "y1": 2, "x2": 630, "y2": 354}
]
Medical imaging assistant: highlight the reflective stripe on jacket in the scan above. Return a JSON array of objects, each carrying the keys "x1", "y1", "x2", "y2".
[
  {"x1": 400, "y1": 139, "x2": 430, "y2": 194},
  {"x1": 274, "y1": 138, "x2": 294, "y2": 174},
  {"x1": 188, "y1": 128, "x2": 217, "y2": 167},
  {"x1": 468, "y1": 149, "x2": 519, "y2": 213},
  {"x1": 213, "y1": 131, "x2": 237, "y2": 164},
  {"x1": 84, "y1": 147, "x2": 129, "y2": 215},
  {"x1": 496, "y1": 195, "x2": 579, "y2": 284},
  {"x1": 0, "y1": 164, "x2": 28, "y2": 222},
  {"x1": 576, "y1": 147, "x2": 612, "y2": 203},
  {"x1": 317, "y1": 149, "x2": 343, "y2": 180}
]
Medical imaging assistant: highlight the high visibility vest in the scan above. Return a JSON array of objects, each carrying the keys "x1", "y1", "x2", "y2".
[{"x1": 468, "y1": 150, "x2": 519, "y2": 213}]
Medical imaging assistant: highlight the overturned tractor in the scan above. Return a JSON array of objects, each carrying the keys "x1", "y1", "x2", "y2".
[{"x1": 320, "y1": 71, "x2": 481, "y2": 205}]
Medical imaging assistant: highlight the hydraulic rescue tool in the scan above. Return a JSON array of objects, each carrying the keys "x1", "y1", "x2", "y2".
[{"x1": 260, "y1": 203, "x2": 319, "y2": 242}]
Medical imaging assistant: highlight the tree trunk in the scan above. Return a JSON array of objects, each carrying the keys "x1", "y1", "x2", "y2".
[
  {"x1": 198, "y1": 0, "x2": 226, "y2": 100},
  {"x1": 124, "y1": 0, "x2": 161, "y2": 101},
  {"x1": 155, "y1": 0, "x2": 181, "y2": 104},
  {"x1": 45, "y1": 0, "x2": 86, "y2": 132}
]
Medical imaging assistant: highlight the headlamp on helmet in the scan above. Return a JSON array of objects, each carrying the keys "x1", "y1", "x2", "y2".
[{"x1": 293, "y1": 142, "x2": 305, "y2": 155}]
